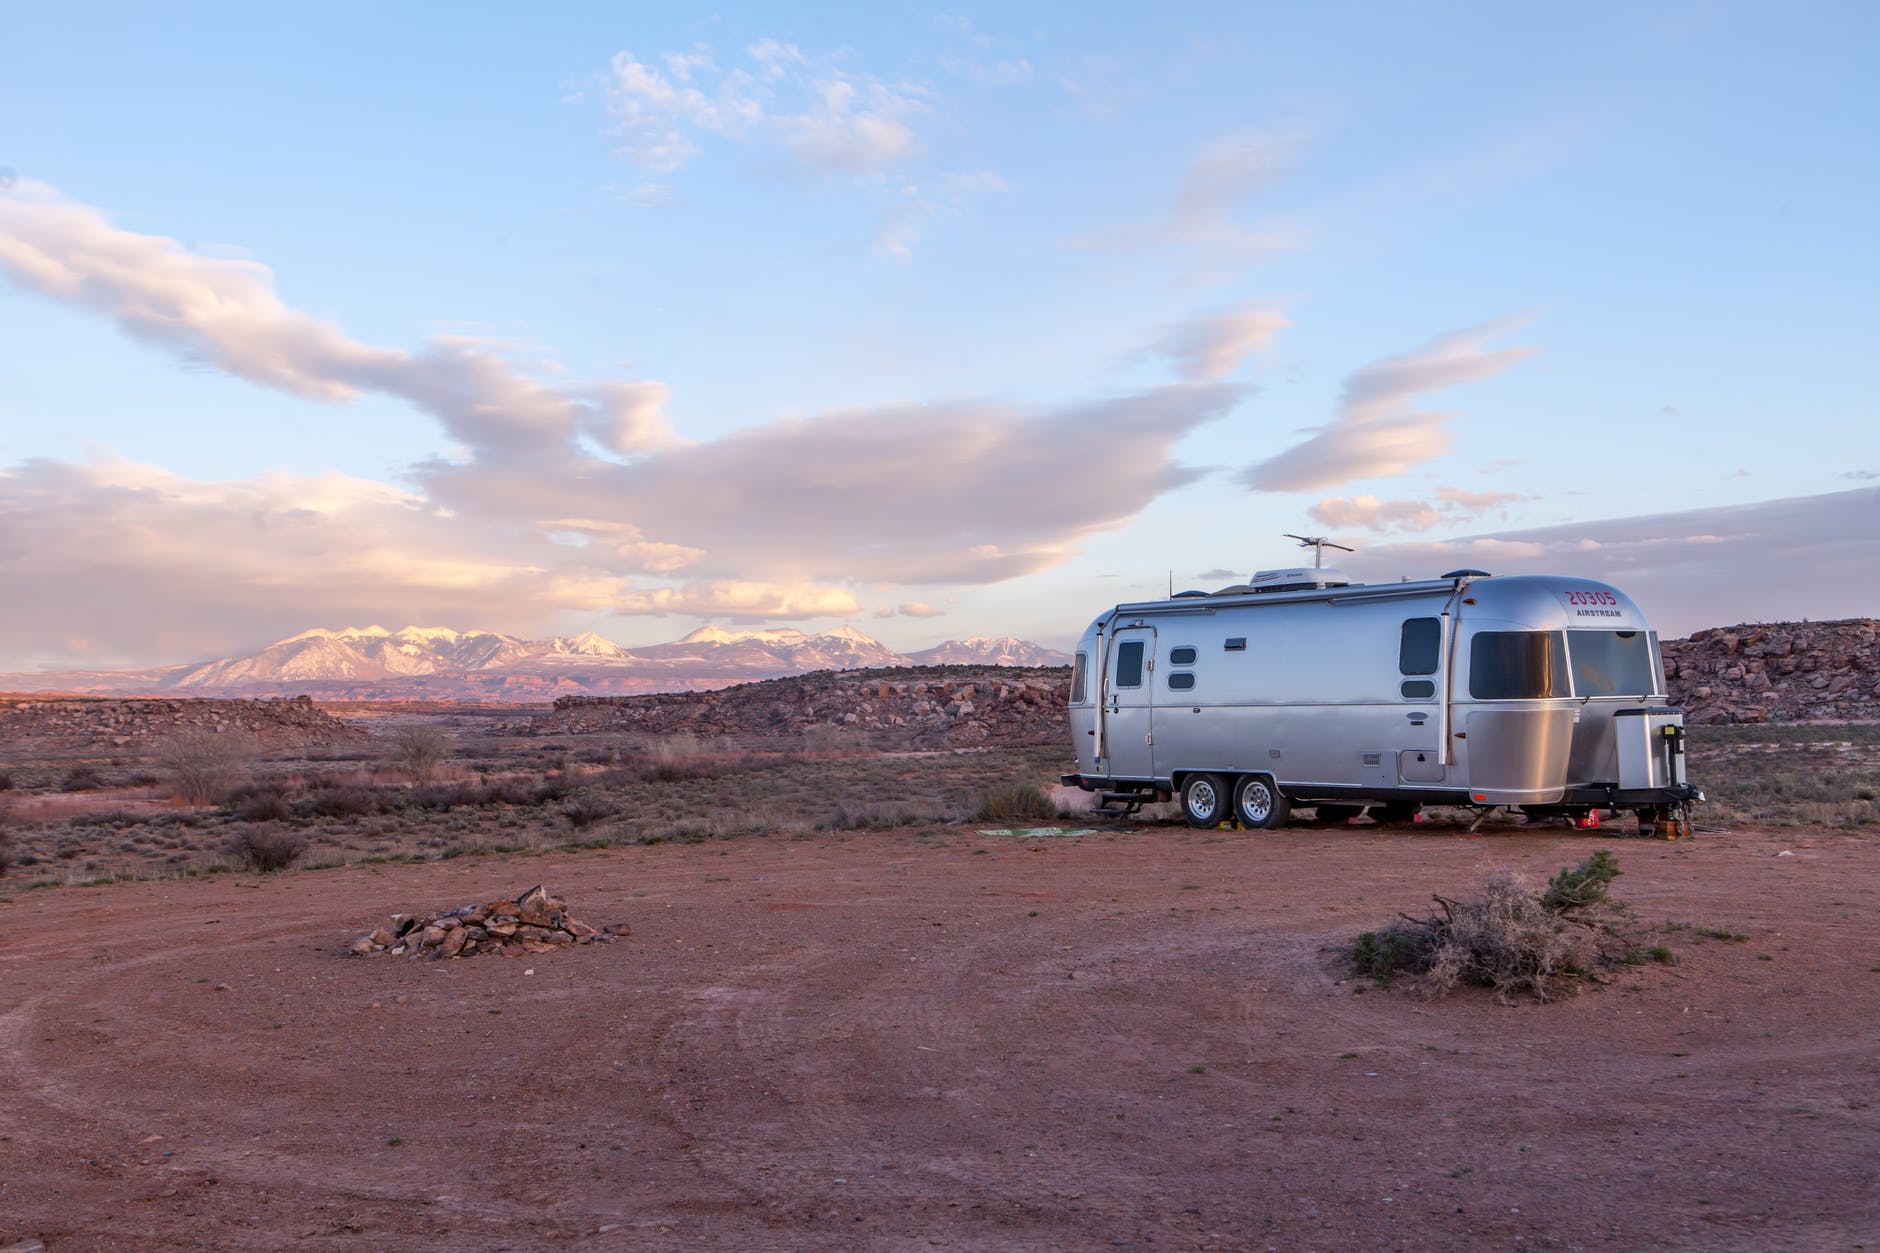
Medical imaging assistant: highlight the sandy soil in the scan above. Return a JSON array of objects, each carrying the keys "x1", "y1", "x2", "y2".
[{"x1": 2, "y1": 821, "x2": 1876, "y2": 1251}]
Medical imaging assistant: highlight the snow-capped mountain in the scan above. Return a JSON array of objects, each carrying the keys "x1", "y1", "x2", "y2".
[
  {"x1": 903, "y1": 636, "x2": 1072, "y2": 667},
  {"x1": 30, "y1": 623, "x2": 1067, "y2": 699}
]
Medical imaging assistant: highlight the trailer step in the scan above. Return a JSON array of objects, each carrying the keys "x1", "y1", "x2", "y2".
[{"x1": 1095, "y1": 792, "x2": 1148, "y2": 817}]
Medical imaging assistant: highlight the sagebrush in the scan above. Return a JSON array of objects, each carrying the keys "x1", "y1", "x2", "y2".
[{"x1": 1350, "y1": 851, "x2": 1627, "y2": 1003}]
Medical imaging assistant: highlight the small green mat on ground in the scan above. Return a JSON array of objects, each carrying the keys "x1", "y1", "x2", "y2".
[{"x1": 975, "y1": 827, "x2": 1103, "y2": 839}]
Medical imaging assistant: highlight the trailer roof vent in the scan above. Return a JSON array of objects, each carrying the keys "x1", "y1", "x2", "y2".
[
  {"x1": 1247, "y1": 566, "x2": 1352, "y2": 594},
  {"x1": 1441, "y1": 568, "x2": 1492, "y2": 580}
]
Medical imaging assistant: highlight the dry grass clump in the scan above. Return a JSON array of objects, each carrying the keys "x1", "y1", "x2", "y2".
[
  {"x1": 1350, "y1": 852, "x2": 1629, "y2": 1003},
  {"x1": 228, "y1": 826, "x2": 308, "y2": 873},
  {"x1": 974, "y1": 781, "x2": 1058, "y2": 822}
]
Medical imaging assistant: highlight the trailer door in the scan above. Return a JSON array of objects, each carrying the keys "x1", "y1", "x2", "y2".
[{"x1": 1101, "y1": 626, "x2": 1157, "y2": 781}]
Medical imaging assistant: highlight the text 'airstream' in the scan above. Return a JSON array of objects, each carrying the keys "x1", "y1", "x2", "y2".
[{"x1": 1061, "y1": 565, "x2": 1701, "y2": 836}]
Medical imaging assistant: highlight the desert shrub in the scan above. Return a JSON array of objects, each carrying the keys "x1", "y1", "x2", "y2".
[
  {"x1": 384, "y1": 724, "x2": 453, "y2": 785},
  {"x1": 229, "y1": 827, "x2": 307, "y2": 873},
  {"x1": 0, "y1": 815, "x2": 13, "y2": 876},
  {"x1": 400, "y1": 782, "x2": 481, "y2": 811},
  {"x1": 529, "y1": 776, "x2": 571, "y2": 803},
  {"x1": 156, "y1": 728, "x2": 256, "y2": 805},
  {"x1": 0, "y1": 769, "x2": 14, "y2": 791},
  {"x1": 66, "y1": 809, "x2": 142, "y2": 828},
  {"x1": 229, "y1": 787, "x2": 293, "y2": 823},
  {"x1": 974, "y1": 781, "x2": 1057, "y2": 822},
  {"x1": 563, "y1": 789, "x2": 617, "y2": 829},
  {"x1": 60, "y1": 764, "x2": 106, "y2": 792},
  {"x1": 301, "y1": 785, "x2": 381, "y2": 819},
  {"x1": 1348, "y1": 853, "x2": 1629, "y2": 1004},
  {"x1": 1541, "y1": 849, "x2": 1622, "y2": 913},
  {"x1": 650, "y1": 733, "x2": 705, "y2": 760},
  {"x1": 797, "y1": 725, "x2": 861, "y2": 757},
  {"x1": 822, "y1": 800, "x2": 927, "y2": 830}
]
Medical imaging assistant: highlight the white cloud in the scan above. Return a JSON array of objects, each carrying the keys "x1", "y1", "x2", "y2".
[
  {"x1": 1072, "y1": 131, "x2": 1308, "y2": 272},
  {"x1": 605, "y1": 42, "x2": 930, "y2": 177},
  {"x1": 1240, "y1": 318, "x2": 1537, "y2": 492},
  {"x1": 1053, "y1": 54, "x2": 1145, "y2": 122}
]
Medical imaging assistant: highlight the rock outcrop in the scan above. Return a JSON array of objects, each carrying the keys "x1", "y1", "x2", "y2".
[
  {"x1": 520, "y1": 665, "x2": 1072, "y2": 747},
  {"x1": 1663, "y1": 619, "x2": 1880, "y2": 724},
  {"x1": 0, "y1": 695, "x2": 372, "y2": 750}
]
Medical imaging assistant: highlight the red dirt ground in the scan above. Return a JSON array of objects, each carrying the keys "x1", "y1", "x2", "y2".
[{"x1": 2, "y1": 821, "x2": 1876, "y2": 1251}]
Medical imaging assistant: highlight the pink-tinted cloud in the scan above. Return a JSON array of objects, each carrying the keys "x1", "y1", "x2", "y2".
[
  {"x1": 0, "y1": 180, "x2": 674, "y2": 458},
  {"x1": 0, "y1": 182, "x2": 1249, "y2": 667},
  {"x1": 1149, "y1": 303, "x2": 1290, "y2": 381},
  {"x1": 1240, "y1": 318, "x2": 1537, "y2": 492},
  {"x1": 418, "y1": 383, "x2": 1242, "y2": 586},
  {"x1": 1309, "y1": 485, "x2": 1529, "y2": 533},
  {"x1": 1341, "y1": 487, "x2": 1880, "y2": 636}
]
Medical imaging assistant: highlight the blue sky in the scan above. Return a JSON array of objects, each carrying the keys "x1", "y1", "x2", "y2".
[{"x1": 2, "y1": 1, "x2": 1876, "y2": 670}]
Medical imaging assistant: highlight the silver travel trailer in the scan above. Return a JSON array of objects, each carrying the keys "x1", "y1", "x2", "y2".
[{"x1": 1061, "y1": 564, "x2": 1701, "y2": 835}]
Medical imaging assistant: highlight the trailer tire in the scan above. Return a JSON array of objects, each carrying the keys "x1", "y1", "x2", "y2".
[
  {"x1": 1233, "y1": 775, "x2": 1290, "y2": 830},
  {"x1": 1180, "y1": 773, "x2": 1228, "y2": 829}
]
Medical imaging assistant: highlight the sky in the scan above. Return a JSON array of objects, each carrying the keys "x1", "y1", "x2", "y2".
[{"x1": 2, "y1": 1, "x2": 1876, "y2": 672}]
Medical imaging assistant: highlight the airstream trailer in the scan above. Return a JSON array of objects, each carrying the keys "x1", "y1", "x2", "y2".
[{"x1": 1061, "y1": 566, "x2": 1701, "y2": 835}]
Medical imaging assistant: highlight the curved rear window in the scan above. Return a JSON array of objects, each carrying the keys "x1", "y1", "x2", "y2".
[
  {"x1": 1469, "y1": 631, "x2": 1567, "y2": 699},
  {"x1": 1567, "y1": 630, "x2": 1660, "y2": 697},
  {"x1": 1070, "y1": 652, "x2": 1088, "y2": 704}
]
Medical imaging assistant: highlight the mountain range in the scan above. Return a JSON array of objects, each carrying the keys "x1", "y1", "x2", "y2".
[{"x1": 0, "y1": 624, "x2": 1070, "y2": 701}]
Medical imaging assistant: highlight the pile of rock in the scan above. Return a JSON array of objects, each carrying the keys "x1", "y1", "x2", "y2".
[
  {"x1": 349, "y1": 885, "x2": 625, "y2": 959},
  {"x1": 525, "y1": 664, "x2": 1072, "y2": 747},
  {"x1": 1663, "y1": 619, "x2": 1880, "y2": 724}
]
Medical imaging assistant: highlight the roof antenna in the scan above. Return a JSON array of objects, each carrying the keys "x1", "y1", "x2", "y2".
[
  {"x1": 1283, "y1": 534, "x2": 1354, "y2": 569},
  {"x1": 1168, "y1": 570, "x2": 1173, "y2": 598}
]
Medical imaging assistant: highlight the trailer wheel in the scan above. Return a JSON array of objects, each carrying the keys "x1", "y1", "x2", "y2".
[
  {"x1": 1233, "y1": 775, "x2": 1290, "y2": 830},
  {"x1": 1180, "y1": 774, "x2": 1228, "y2": 829}
]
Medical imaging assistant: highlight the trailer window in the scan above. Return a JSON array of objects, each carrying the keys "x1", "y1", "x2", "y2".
[
  {"x1": 1168, "y1": 672, "x2": 1195, "y2": 691},
  {"x1": 1401, "y1": 680, "x2": 1436, "y2": 699},
  {"x1": 1169, "y1": 646, "x2": 1198, "y2": 665},
  {"x1": 1469, "y1": 631, "x2": 1567, "y2": 699},
  {"x1": 1070, "y1": 652, "x2": 1088, "y2": 704},
  {"x1": 1399, "y1": 618, "x2": 1441, "y2": 675},
  {"x1": 1114, "y1": 640, "x2": 1145, "y2": 688},
  {"x1": 1567, "y1": 630, "x2": 1660, "y2": 697}
]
